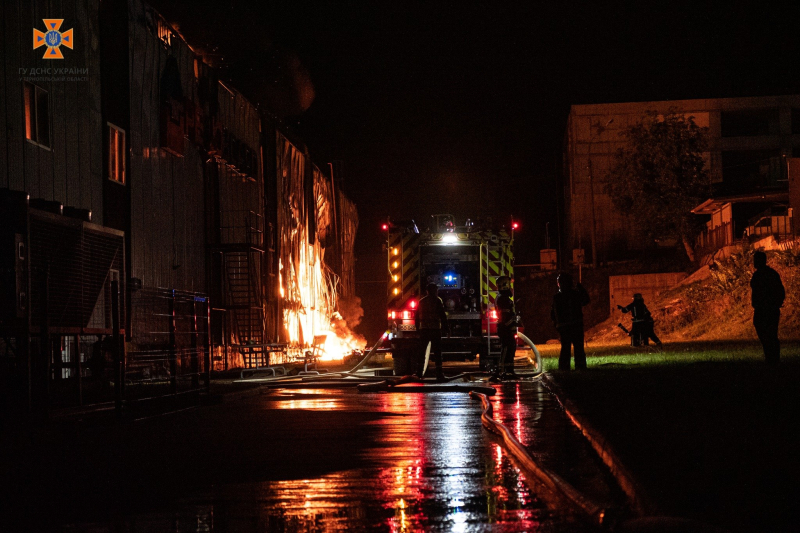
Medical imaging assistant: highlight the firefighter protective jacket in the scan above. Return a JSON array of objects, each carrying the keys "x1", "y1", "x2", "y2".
[
  {"x1": 620, "y1": 300, "x2": 653, "y2": 323},
  {"x1": 496, "y1": 292, "x2": 517, "y2": 334},
  {"x1": 415, "y1": 294, "x2": 448, "y2": 330}
]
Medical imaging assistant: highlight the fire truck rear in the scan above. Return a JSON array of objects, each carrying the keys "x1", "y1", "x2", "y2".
[{"x1": 385, "y1": 214, "x2": 514, "y2": 374}]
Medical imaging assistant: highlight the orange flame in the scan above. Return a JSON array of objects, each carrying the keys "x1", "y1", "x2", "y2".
[{"x1": 279, "y1": 229, "x2": 365, "y2": 361}]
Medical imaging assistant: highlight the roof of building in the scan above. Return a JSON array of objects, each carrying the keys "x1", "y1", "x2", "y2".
[{"x1": 691, "y1": 191, "x2": 790, "y2": 214}]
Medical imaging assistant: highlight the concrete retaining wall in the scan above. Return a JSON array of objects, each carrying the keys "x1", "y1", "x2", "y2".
[{"x1": 608, "y1": 272, "x2": 686, "y2": 315}]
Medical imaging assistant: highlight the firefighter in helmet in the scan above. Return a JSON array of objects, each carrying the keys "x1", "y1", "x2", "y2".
[
  {"x1": 415, "y1": 282, "x2": 448, "y2": 381},
  {"x1": 492, "y1": 275, "x2": 519, "y2": 381},
  {"x1": 618, "y1": 293, "x2": 662, "y2": 348}
]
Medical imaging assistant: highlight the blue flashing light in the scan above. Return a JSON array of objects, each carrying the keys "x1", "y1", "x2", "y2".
[{"x1": 442, "y1": 272, "x2": 459, "y2": 288}]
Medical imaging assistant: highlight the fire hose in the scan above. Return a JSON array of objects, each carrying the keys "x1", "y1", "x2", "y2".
[
  {"x1": 516, "y1": 332, "x2": 543, "y2": 376},
  {"x1": 240, "y1": 329, "x2": 543, "y2": 388},
  {"x1": 236, "y1": 330, "x2": 395, "y2": 388},
  {"x1": 345, "y1": 330, "x2": 390, "y2": 374},
  {"x1": 470, "y1": 390, "x2": 610, "y2": 526}
]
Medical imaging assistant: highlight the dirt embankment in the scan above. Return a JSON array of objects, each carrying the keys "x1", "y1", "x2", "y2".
[{"x1": 588, "y1": 245, "x2": 800, "y2": 344}]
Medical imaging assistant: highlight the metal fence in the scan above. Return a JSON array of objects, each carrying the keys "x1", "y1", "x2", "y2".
[
  {"x1": 695, "y1": 221, "x2": 734, "y2": 255},
  {"x1": 127, "y1": 288, "x2": 210, "y2": 402}
]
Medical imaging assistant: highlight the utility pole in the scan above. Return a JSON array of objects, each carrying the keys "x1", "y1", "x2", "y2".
[{"x1": 545, "y1": 221, "x2": 550, "y2": 249}]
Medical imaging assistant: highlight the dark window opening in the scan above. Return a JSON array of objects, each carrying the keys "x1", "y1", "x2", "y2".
[
  {"x1": 721, "y1": 150, "x2": 784, "y2": 190},
  {"x1": 720, "y1": 109, "x2": 779, "y2": 137}
]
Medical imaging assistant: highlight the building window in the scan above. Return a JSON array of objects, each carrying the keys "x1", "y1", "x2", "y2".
[
  {"x1": 23, "y1": 82, "x2": 50, "y2": 148},
  {"x1": 720, "y1": 109, "x2": 779, "y2": 137},
  {"x1": 108, "y1": 123, "x2": 126, "y2": 184},
  {"x1": 721, "y1": 149, "x2": 784, "y2": 190},
  {"x1": 791, "y1": 109, "x2": 800, "y2": 135}
]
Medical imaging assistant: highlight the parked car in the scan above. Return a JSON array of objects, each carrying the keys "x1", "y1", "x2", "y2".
[{"x1": 743, "y1": 215, "x2": 793, "y2": 238}]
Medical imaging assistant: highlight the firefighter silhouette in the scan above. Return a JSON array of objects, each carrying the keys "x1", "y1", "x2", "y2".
[
  {"x1": 492, "y1": 275, "x2": 520, "y2": 381},
  {"x1": 551, "y1": 273, "x2": 590, "y2": 370},
  {"x1": 617, "y1": 293, "x2": 662, "y2": 348}
]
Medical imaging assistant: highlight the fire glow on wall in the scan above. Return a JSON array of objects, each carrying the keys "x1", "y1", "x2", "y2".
[{"x1": 276, "y1": 133, "x2": 361, "y2": 360}]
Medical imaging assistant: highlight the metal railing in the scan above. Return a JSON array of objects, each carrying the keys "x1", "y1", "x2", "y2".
[
  {"x1": 127, "y1": 288, "x2": 211, "y2": 401},
  {"x1": 219, "y1": 210, "x2": 263, "y2": 247}
]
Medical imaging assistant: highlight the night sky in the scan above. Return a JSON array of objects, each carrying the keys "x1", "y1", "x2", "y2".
[{"x1": 153, "y1": 0, "x2": 800, "y2": 338}]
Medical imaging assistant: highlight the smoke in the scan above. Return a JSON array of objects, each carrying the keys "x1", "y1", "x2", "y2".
[
  {"x1": 331, "y1": 295, "x2": 367, "y2": 349},
  {"x1": 245, "y1": 46, "x2": 315, "y2": 117},
  {"x1": 147, "y1": 1, "x2": 315, "y2": 118}
]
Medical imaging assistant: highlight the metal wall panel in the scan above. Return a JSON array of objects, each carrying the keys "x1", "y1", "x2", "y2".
[
  {"x1": 0, "y1": 0, "x2": 102, "y2": 216},
  {"x1": 127, "y1": 0, "x2": 205, "y2": 294}
]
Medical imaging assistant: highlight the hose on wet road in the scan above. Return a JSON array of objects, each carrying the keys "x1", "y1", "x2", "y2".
[{"x1": 470, "y1": 389, "x2": 612, "y2": 527}]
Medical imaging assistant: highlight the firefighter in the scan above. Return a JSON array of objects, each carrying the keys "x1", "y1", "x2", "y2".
[
  {"x1": 415, "y1": 282, "x2": 448, "y2": 381},
  {"x1": 491, "y1": 276, "x2": 519, "y2": 381},
  {"x1": 617, "y1": 293, "x2": 662, "y2": 348},
  {"x1": 550, "y1": 272, "x2": 590, "y2": 370}
]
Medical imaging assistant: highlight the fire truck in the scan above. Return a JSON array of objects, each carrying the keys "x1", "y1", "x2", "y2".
[{"x1": 384, "y1": 214, "x2": 515, "y2": 373}]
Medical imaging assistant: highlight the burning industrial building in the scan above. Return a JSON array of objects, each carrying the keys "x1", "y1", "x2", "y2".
[{"x1": 0, "y1": 0, "x2": 359, "y2": 413}]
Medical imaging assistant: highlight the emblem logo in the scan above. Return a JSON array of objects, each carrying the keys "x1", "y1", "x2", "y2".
[{"x1": 33, "y1": 19, "x2": 73, "y2": 59}]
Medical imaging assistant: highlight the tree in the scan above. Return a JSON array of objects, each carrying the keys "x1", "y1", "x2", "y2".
[{"x1": 606, "y1": 110, "x2": 711, "y2": 262}]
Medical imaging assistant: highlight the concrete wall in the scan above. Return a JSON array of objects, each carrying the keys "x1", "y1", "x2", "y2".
[{"x1": 609, "y1": 272, "x2": 687, "y2": 316}]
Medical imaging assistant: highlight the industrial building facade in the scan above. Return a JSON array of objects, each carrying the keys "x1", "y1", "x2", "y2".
[
  {"x1": 564, "y1": 96, "x2": 800, "y2": 264},
  {"x1": 0, "y1": 0, "x2": 357, "y2": 413}
]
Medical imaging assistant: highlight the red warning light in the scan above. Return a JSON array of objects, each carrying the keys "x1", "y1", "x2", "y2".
[
  {"x1": 381, "y1": 223, "x2": 389, "y2": 231},
  {"x1": 512, "y1": 222, "x2": 520, "y2": 230},
  {"x1": 409, "y1": 300, "x2": 417, "y2": 309}
]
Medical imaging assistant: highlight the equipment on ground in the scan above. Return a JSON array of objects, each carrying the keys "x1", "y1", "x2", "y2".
[{"x1": 384, "y1": 214, "x2": 514, "y2": 372}]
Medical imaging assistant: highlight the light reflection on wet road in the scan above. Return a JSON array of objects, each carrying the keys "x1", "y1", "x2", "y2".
[
  {"x1": 57, "y1": 381, "x2": 616, "y2": 532},
  {"x1": 166, "y1": 383, "x2": 599, "y2": 532}
]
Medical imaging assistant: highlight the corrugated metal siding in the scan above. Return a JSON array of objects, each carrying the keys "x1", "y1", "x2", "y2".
[
  {"x1": 127, "y1": 0, "x2": 205, "y2": 293},
  {"x1": 0, "y1": 0, "x2": 102, "y2": 220},
  {"x1": 215, "y1": 84, "x2": 263, "y2": 245}
]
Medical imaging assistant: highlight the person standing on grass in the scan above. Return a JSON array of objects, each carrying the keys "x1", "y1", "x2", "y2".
[
  {"x1": 551, "y1": 272, "x2": 591, "y2": 370},
  {"x1": 750, "y1": 250, "x2": 785, "y2": 365}
]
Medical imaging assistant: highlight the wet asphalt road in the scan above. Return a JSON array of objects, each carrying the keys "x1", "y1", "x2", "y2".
[{"x1": 2, "y1": 380, "x2": 623, "y2": 532}]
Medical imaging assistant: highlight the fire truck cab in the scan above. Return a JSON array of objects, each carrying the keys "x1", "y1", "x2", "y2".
[{"x1": 385, "y1": 215, "x2": 514, "y2": 374}]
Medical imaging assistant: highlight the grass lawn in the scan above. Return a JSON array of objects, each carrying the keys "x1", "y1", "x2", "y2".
[{"x1": 539, "y1": 340, "x2": 800, "y2": 533}]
